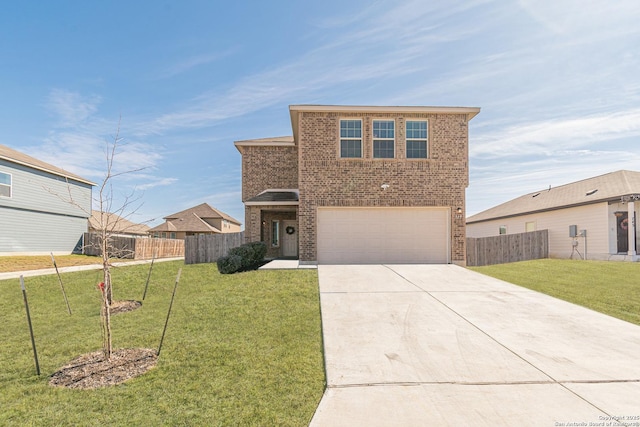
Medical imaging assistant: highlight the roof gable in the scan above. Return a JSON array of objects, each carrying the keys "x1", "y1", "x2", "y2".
[
  {"x1": 89, "y1": 211, "x2": 150, "y2": 235},
  {"x1": 467, "y1": 170, "x2": 640, "y2": 223},
  {"x1": 164, "y1": 203, "x2": 241, "y2": 225},
  {"x1": 0, "y1": 144, "x2": 95, "y2": 186}
]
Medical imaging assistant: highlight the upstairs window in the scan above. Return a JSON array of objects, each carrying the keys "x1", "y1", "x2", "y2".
[
  {"x1": 340, "y1": 120, "x2": 362, "y2": 158},
  {"x1": 373, "y1": 120, "x2": 395, "y2": 158},
  {"x1": 0, "y1": 172, "x2": 11, "y2": 198},
  {"x1": 406, "y1": 120, "x2": 428, "y2": 159}
]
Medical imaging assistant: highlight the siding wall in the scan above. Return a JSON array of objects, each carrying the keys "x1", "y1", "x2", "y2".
[
  {"x1": 0, "y1": 160, "x2": 92, "y2": 215},
  {"x1": 467, "y1": 203, "x2": 616, "y2": 260},
  {"x1": 1, "y1": 208, "x2": 86, "y2": 254},
  {"x1": 0, "y1": 160, "x2": 92, "y2": 254}
]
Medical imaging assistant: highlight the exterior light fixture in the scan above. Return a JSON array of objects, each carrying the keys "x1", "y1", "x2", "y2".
[{"x1": 456, "y1": 207, "x2": 463, "y2": 214}]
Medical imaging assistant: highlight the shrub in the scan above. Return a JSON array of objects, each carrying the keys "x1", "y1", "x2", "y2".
[
  {"x1": 217, "y1": 254, "x2": 243, "y2": 274},
  {"x1": 247, "y1": 241, "x2": 267, "y2": 261},
  {"x1": 228, "y1": 245, "x2": 254, "y2": 269},
  {"x1": 218, "y1": 241, "x2": 267, "y2": 274}
]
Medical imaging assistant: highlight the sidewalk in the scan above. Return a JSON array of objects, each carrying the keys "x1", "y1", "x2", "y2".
[{"x1": 0, "y1": 257, "x2": 184, "y2": 281}]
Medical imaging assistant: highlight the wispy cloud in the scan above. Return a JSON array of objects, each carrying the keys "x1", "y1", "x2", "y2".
[
  {"x1": 468, "y1": 148, "x2": 640, "y2": 214},
  {"x1": 136, "y1": 177, "x2": 178, "y2": 190},
  {"x1": 45, "y1": 89, "x2": 102, "y2": 128},
  {"x1": 132, "y1": 0, "x2": 493, "y2": 136},
  {"x1": 517, "y1": 0, "x2": 640, "y2": 39},
  {"x1": 157, "y1": 48, "x2": 237, "y2": 79},
  {"x1": 33, "y1": 89, "x2": 176, "y2": 207},
  {"x1": 471, "y1": 109, "x2": 640, "y2": 159}
]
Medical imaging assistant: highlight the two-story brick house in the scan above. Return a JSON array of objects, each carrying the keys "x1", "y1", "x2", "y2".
[{"x1": 235, "y1": 105, "x2": 480, "y2": 265}]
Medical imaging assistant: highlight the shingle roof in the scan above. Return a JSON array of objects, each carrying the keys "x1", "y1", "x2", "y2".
[
  {"x1": 0, "y1": 144, "x2": 95, "y2": 186},
  {"x1": 467, "y1": 170, "x2": 640, "y2": 224},
  {"x1": 246, "y1": 190, "x2": 299, "y2": 203},
  {"x1": 164, "y1": 203, "x2": 241, "y2": 225},
  {"x1": 89, "y1": 211, "x2": 151, "y2": 236},
  {"x1": 148, "y1": 203, "x2": 240, "y2": 233}
]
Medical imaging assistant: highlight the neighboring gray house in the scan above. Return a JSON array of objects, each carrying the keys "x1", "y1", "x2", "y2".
[
  {"x1": 0, "y1": 144, "x2": 95, "y2": 255},
  {"x1": 467, "y1": 170, "x2": 640, "y2": 261}
]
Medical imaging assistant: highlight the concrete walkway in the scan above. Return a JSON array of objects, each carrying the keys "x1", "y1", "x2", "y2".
[
  {"x1": 310, "y1": 264, "x2": 640, "y2": 426},
  {"x1": 259, "y1": 259, "x2": 318, "y2": 270},
  {"x1": 0, "y1": 257, "x2": 184, "y2": 281}
]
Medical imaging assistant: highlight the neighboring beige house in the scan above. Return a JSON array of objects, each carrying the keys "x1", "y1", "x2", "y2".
[
  {"x1": 235, "y1": 104, "x2": 480, "y2": 264},
  {"x1": 467, "y1": 170, "x2": 640, "y2": 261},
  {"x1": 149, "y1": 203, "x2": 241, "y2": 239},
  {"x1": 88, "y1": 211, "x2": 151, "y2": 237}
]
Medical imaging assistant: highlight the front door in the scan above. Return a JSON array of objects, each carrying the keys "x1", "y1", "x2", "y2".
[
  {"x1": 282, "y1": 220, "x2": 298, "y2": 257},
  {"x1": 616, "y1": 212, "x2": 629, "y2": 253}
]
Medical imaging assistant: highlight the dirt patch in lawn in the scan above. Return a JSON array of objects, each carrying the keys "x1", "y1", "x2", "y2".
[
  {"x1": 110, "y1": 300, "x2": 142, "y2": 315},
  {"x1": 49, "y1": 348, "x2": 157, "y2": 389}
]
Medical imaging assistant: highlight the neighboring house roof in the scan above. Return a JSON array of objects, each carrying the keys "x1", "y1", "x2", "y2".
[
  {"x1": 467, "y1": 170, "x2": 640, "y2": 224},
  {"x1": 149, "y1": 203, "x2": 241, "y2": 233},
  {"x1": 0, "y1": 143, "x2": 96, "y2": 186},
  {"x1": 89, "y1": 211, "x2": 151, "y2": 236},
  {"x1": 245, "y1": 189, "x2": 299, "y2": 205}
]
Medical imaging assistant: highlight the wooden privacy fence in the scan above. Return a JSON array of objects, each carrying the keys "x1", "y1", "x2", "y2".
[
  {"x1": 82, "y1": 233, "x2": 184, "y2": 259},
  {"x1": 185, "y1": 232, "x2": 244, "y2": 264},
  {"x1": 466, "y1": 229, "x2": 548, "y2": 267},
  {"x1": 135, "y1": 237, "x2": 184, "y2": 259}
]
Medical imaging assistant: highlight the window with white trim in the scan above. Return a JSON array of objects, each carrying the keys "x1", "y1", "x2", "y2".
[
  {"x1": 406, "y1": 120, "x2": 428, "y2": 159},
  {"x1": 499, "y1": 225, "x2": 507, "y2": 235},
  {"x1": 340, "y1": 120, "x2": 362, "y2": 158},
  {"x1": 525, "y1": 222, "x2": 536, "y2": 232},
  {"x1": 373, "y1": 120, "x2": 395, "y2": 158},
  {"x1": 272, "y1": 220, "x2": 280, "y2": 247},
  {"x1": 0, "y1": 172, "x2": 11, "y2": 198}
]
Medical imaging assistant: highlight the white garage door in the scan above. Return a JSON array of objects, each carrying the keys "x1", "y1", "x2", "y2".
[{"x1": 317, "y1": 207, "x2": 450, "y2": 264}]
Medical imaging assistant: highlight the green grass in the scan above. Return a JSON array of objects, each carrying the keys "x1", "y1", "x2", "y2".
[
  {"x1": 469, "y1": 259, "x2": 640, "y2": 326},
  {"x1": 0, "y1": 261, "x2": 325, "y2": 426}
]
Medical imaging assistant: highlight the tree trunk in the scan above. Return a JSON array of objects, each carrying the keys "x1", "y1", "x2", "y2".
[{"x1": 102, "y1": 258, "x2": 113, "y2": 360}]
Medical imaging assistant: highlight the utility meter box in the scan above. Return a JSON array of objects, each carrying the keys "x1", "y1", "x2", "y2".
[{"x1": 569, "y1": 225, "x2": 578, "y2": 237}]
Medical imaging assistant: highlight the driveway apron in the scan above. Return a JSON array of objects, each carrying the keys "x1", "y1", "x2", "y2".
[{"x1": 310, "y1": 264, "x2": 640, "y2": 426}]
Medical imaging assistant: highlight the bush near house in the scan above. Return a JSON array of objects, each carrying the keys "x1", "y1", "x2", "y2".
[{"x1": 217, "y1": 241, "x2": 267, "y2": 274}]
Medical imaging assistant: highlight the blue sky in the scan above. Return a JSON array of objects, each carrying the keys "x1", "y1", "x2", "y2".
[{"x1": 2, "y1": 0, "x2": 639, "y2": 226}]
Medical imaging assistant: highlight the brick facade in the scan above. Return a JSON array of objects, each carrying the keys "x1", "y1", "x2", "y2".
[
  {"x1": 239, "y1": 145, "x2": 298, "y2": 201},
  {"x1": 235, "y1": 106, "x2": 478, "y2": 264}
]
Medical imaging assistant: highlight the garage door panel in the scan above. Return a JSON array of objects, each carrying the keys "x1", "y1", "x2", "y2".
[{"x1": 317, "y1": 207, "x2": 449, "y2": 264}]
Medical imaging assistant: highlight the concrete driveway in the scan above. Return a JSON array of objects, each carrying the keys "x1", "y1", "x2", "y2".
[{"x1": 310, "y1": 264, "x2": 640, "y2": 426}]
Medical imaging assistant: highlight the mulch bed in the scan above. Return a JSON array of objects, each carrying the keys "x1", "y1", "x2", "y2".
[
  {"x1": 110, "y1": 300, "x2": 142, "y2": 315},
  {"x1": 49, "y1": 348, "x2": 157, "y2": 389}
]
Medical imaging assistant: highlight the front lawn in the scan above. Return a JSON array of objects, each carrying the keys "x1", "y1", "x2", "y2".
[
  {"x1": 469, "y1": 259, "x2": 640, "y2": 326},
  {"x1": 0, "y1": 261, "x2": 324, "y2": 426}
]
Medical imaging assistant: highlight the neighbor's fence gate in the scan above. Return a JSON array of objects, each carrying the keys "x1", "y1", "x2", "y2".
[
  {"x1": 82, "y1": 233, "x2": 185, "y2": 259},
  {"x1": 466, "y1": 229, "x2": 548, "y2": 267},
  {"x1": 184, "y1": 232, "x2": 244, "y2": 264}
]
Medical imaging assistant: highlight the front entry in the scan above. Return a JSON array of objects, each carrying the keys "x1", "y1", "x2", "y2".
[
  {"x1": 616, "y1": 212, "x2": 629, "y2": 253},
  {"x1": 282, "y1": 220, "x2": 298, "y2": 257}
]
